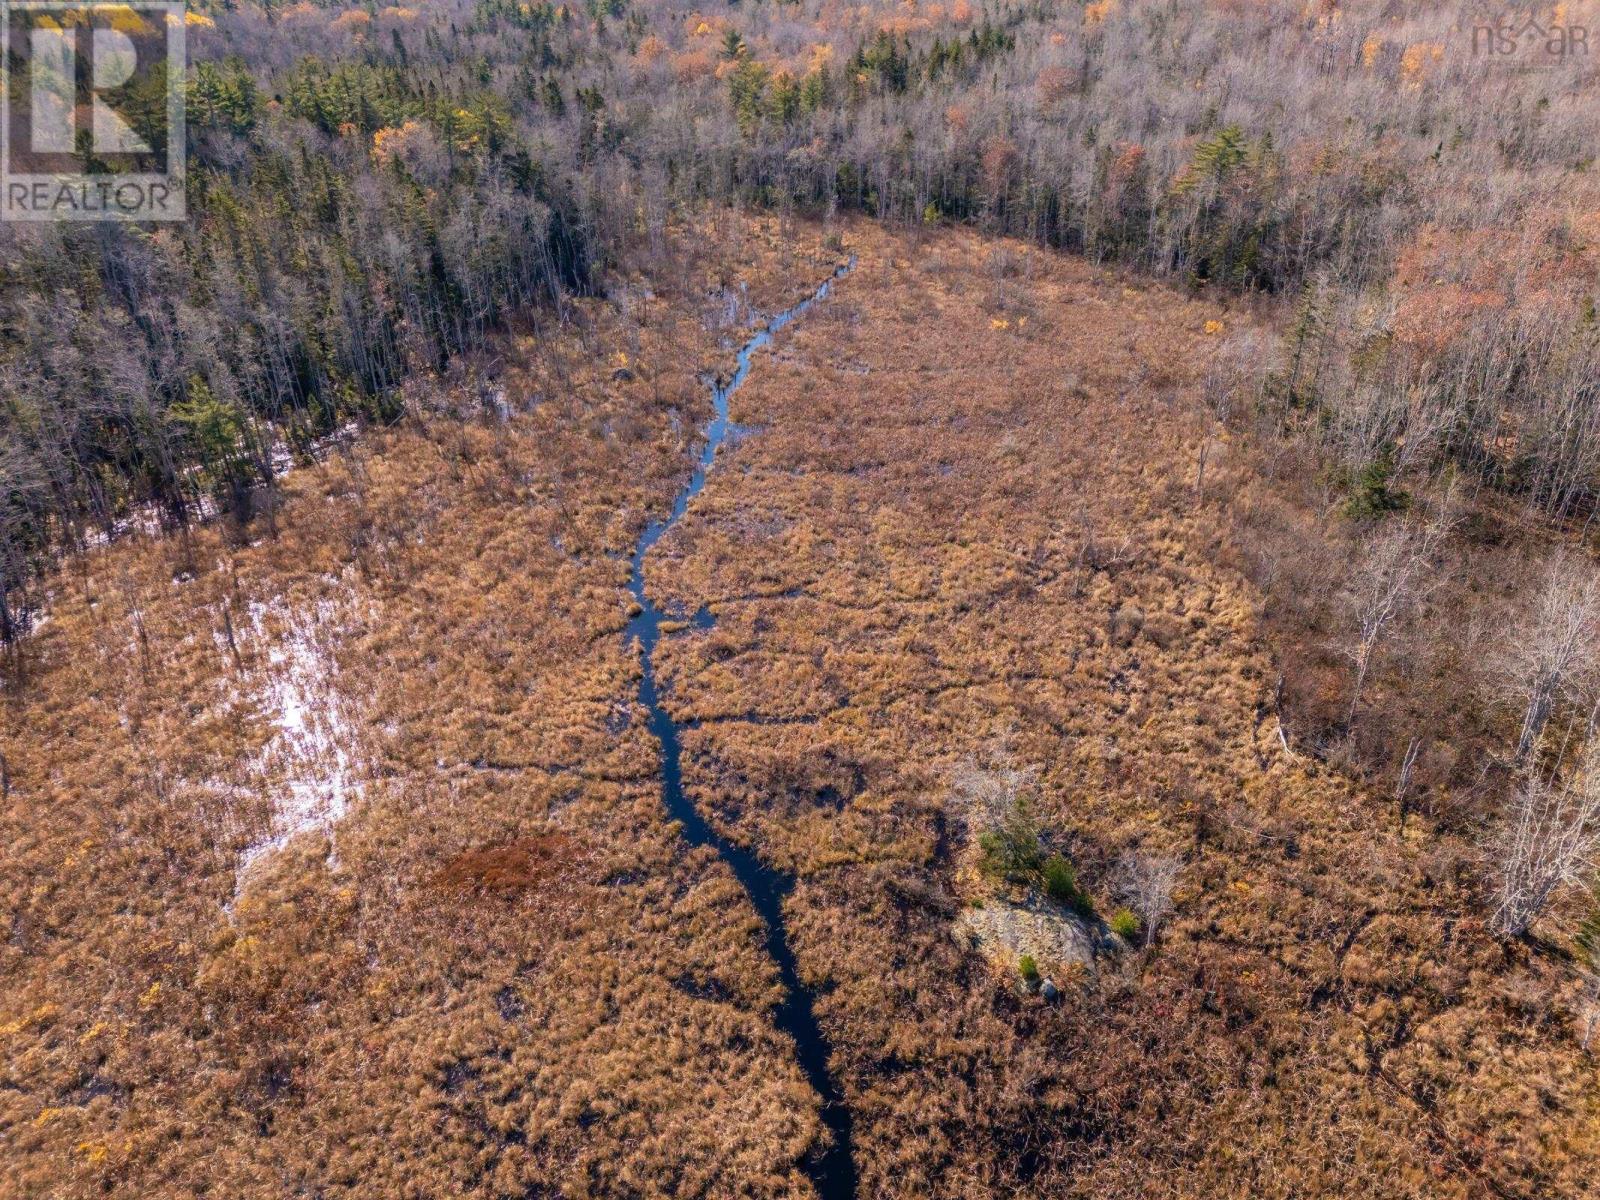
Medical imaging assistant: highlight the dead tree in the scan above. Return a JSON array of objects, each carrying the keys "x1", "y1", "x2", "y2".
[
  {"x1": 1395, "y1": 735, "x2": 1422, "y2": 824},
  {"x1": 1341, "y1": 506, "x2": 1454, "y2": 725},
  {"x1": 1486, "y1": 551, "x2": 1600, "y2": 765},
  {"x1": 950, "y1": 754, "x2": 1042, "y2": 876},
  {"x1": 1487, "y1": 746, "x2": 1600, "y2": 939},
  {"x1": 1112, "y1": 850, "x2": 1182, "y2": 946}
]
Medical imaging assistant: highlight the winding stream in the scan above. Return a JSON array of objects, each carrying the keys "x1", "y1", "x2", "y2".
[{"x1": 624, "y1": 261, "x2": 857, "y2": 1199}]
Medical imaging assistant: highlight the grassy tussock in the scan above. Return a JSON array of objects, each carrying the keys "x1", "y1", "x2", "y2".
[
  {"x1": 1, "y1": 215, "x2": 843, "y2": 1199},
  {"x1": 3, "y1": 216, "x2": 1596, "y2": 1197},
  {"x1": 653, "y1": 224, "x2": 1599, "y2": 1197}
]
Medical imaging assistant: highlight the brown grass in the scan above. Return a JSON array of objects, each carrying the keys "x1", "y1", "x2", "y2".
[
  {"x1": 431, "y1": 835, "x2": 583, "y2": 894},
  {"x1": 0, "y1": 213, "x2": 843, "y2": 1200},
  {"x1": 651, "y1": 224, "x2": 1600, "y2": 1197},
  {"x1": 2, "y1": 216, "x2": 1596, "y2": 1199}
]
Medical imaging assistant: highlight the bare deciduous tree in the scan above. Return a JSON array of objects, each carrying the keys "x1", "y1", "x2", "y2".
[
  {"x1": 1340, "y1": 505, "x2": 1454, "y2": 724},
  {"x1": 1203, "y1": 327, "x2": 1273, "y2": 423},
  {"x1": 1487, "y1": 747, "x2": 1600, "y2": 939},
  {"x1": 1576, "y1": 968, "x2": 1600, "y2": 1052},
  {"x1": 1112, "y1": 850, "x2": 1181, "y2": 946},
  {"x1": 1486, "y1": 552, "x2": 1600, "y2": 764},
  {"x1": 949, "y1": 753, "x2": 1048, "y2": 878}
]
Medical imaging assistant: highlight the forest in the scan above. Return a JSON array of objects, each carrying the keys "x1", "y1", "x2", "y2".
[
  {"x1": 6, "y1": 0, "x2": 1600, "y2": 1196},
  {"x1": 8, "y1": 0, "x2": 1600, "y2": 633}
]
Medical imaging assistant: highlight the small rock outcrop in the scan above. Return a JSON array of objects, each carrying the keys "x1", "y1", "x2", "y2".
[{"x1": 955, "y1": 892, "x2": 1110, "y2": 971}]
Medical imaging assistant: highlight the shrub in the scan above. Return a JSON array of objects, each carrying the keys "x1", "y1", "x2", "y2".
[
  {"x1": 1018, "y1": 954, "x2": 1040, "y2": 985},
  {"x1": 976, "y1": 830, "x2": 1001, "y2": 875},
  {"x1": 977, "y1": 825, "x2": 1041, "y2": 879},
  {"x1": 1109, "y1": 907, "x2": 1141, "y2": 940},
  {"x1": 1043, "y1": 854, "x2": 1089, "y2": 913},
  {"x1": 1342, "y1": 452, "x2": 1409, "y2": 520},
  {"x1": 956, "y1": 758, "x2": 1043, "y2": 880}
]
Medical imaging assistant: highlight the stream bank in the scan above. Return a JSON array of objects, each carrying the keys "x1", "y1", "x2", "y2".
[{"x1": 623, "y1": 261, "x2": 857, "y2": 1199}]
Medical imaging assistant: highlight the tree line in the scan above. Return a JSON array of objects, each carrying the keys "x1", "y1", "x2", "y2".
[{"x1": 5, "y1": 0, "x2": 1600, "y2": 647}]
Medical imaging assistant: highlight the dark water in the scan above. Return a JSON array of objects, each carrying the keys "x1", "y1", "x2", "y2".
[{"x1": 624, "y1": 261, "x2": 856, "y2": 1199}]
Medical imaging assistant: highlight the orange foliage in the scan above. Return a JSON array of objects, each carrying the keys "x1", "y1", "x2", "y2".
[
  {"x1": 981, "y1": 135, "x2": 1018, "y2": 195},
  {"x1": 370, "y1": 119, "x2": 429, "y2": 166},
  {"x1": 329, "y1": 8, "x2": 370, "y2": 33},
  {"x1": 1036, "y1": 64, "x2": 1075, "y2": 107},
  {"x1": 684, "y1": 10, "x2": 723, "y2": 37},
  {"x1": 1399, "y1": 41, "x2": 1442, "y2": 82},
  {"x1": 672, "y1": 46, "x2": 716, "y2": 82},
  {"x1": 1391, "y1": 284, "x2": 1505, "y2": 355},
  {"x1": 1108, "y1": 140, "x2": 1146, "y2": 192}
]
